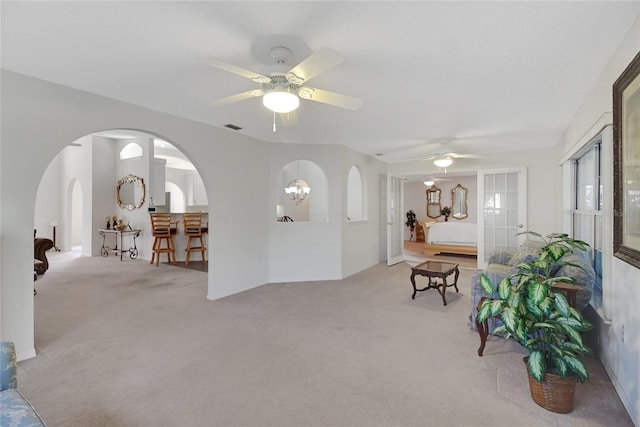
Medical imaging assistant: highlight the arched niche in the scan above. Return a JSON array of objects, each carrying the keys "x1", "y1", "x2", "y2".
[
  {"x1": 276, "y1": 159, "x2": 328, "y2": 222},
  {"x1": 119, "y1": 142, "x2": 143, "y2": 159},
  {"x1": 347, "y1": 165, "x2": 366, "y2": 221}
]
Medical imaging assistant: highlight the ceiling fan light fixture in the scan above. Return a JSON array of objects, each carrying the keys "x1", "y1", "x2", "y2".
[
  {"x1": 434, "y1": 157, "x2": 453, "y2": 168},
  {"x1": 263, "y1": 88, "x2": 300, "y2": 113}
]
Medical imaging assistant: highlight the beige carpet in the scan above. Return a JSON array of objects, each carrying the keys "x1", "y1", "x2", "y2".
[{"x1": 19, "y1": 250, "x2": 632, "y2": 426}]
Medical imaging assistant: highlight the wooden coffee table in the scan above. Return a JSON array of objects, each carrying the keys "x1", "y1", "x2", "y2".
[{"x1": 410, "y1": 260, "x2": 460, "y2": 306}]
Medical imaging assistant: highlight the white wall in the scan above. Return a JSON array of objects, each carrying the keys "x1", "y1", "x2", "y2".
[
  {"x1": 557, "y1": 17, "x2": 640, "y2": 425},
  {"x1": 0, "y1": 70, "x2": 270, "y2": 359},
  {"x1": 342, "y1": 148, "x2": 387, "y2": 279},
  {"x1": 2, "y1": 70, "x2": 387, "y2": 360}
]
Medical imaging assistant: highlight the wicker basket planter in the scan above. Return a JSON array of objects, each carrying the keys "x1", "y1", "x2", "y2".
[{"x1": 524, "y1": 357, "x2": 577, "y2": 413}]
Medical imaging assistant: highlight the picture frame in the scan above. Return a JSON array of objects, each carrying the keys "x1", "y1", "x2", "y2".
[{"x1": 613, "y1": 50, "x2": 640, "y2": 269}]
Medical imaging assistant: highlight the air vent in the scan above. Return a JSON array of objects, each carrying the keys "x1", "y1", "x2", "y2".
[{"x1": 224, "y1": 124, "x2": 242, "y2": 131}]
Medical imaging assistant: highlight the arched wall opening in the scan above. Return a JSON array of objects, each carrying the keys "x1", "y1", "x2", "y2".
[
  {"x1": 33, "y1": 128, "x2": 212, "y2": 266},
  {"x1": 347, "y1": 164, "x2": 366, "y2": 221},
  {"x1": 276, "y1": 159, "x2": 328, "y2": 222}
]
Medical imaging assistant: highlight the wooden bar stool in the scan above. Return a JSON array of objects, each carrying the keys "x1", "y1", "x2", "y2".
[
  {"x1": 183, "y1": 213, "x2": 207, "y2": 266},
  {"x1": 150, "y1": 213, "x2": 176, "y2": 266}
]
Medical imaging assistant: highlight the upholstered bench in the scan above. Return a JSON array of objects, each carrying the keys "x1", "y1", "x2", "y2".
[{"x1": 0, "y1": 341, "x2": 46, "y2": 426}]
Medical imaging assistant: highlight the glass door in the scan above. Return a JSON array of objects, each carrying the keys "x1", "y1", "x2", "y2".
[
  {"x1": 387, "y1": 175, "x2": 404, "y2": 266},
  {"x1": 477, "y1": 168, "x2": 527, "y2": 268}
]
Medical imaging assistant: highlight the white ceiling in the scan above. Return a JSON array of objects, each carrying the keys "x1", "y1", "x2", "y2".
[{"x1": 2, "y1": 1, "x2": 639, "y2": 163}]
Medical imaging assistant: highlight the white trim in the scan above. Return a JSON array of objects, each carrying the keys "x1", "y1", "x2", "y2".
[
  {"x1": 559, "y1": 112, "x2": 612, "y2": 164},
  {"x1": 16, "y1": 348, "x2": 36, "y2": 362},
  {"x1": 600, "y1": 353, "x2": 637, "y2": 424}
]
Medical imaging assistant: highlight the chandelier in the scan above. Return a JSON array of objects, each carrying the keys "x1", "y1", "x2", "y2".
[{"x1": 284, "y1": 161, "x2": 310, "y2": 204}]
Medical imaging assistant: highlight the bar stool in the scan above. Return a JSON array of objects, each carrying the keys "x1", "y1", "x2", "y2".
[
  {"x1": 182, "y1": 212, "x2": 207, "y2": 266},
  {"x1": 150, "y1": 213, "x2": 176, "y2": 266}
]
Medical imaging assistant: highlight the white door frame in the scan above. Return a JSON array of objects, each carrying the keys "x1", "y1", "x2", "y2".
[{"x1": 387, "y1": 174, "x2": 404, "y2": 266}]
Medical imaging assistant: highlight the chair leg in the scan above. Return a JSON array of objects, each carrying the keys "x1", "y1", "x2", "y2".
[
  {"x1": 200, "y1": 236, "x2": 206, "y2": 265},
  {"x1": 150, "y1": 237, "x2": 158, "y2": 265},
  {"x1": 185, "y1": 236, "x2": 192, "y2": 266},
  {"x1": 170, "y1": 236, "x2": 176, "y2": 265}
]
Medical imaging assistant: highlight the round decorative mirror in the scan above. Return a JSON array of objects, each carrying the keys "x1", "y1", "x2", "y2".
[
  {"x1": 116, "y1": 174, "x2": 146, "y2": 211},
  {"x1": 426, "y1": 185, "x2": 442, "y2": 219},
  {"x1": 451, "y1": 184, "x2": 468, "y2": 219}
]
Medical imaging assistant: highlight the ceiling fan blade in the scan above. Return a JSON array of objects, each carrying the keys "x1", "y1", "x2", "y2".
[
  {"x1": 202, "y1": 58, "x2": 271, "y2": 84},
  {"x1": 285, "y1": 47, "x2": 344, "y2": 84},
  {"x1": 279, "y1": 110, "x2": 298, "y2": 127},
  {"x1": 298, "y1": 87, "x2": 363, "y2": 110},
  {"x1": 210, "y1": 89, "x2": 264, "y2": 107},
  {"x1": 444, "y1": 152, "x2": 483, "y2": 159}
]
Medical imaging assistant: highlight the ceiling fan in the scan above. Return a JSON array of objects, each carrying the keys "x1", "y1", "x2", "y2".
[
  {"x1": 204, "y1": 46, "x2": 363, "y2": 127},
  {"x1": 428, "y1": 152, "x2": 481, "y2": 168},
  {"x1": 422, "y1": 176, "x2": 451, "y2": 187}
]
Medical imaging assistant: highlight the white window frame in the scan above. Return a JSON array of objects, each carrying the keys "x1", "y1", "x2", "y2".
[{"x1": 570, "y1": 135, "x2": 605, "y2": 314}]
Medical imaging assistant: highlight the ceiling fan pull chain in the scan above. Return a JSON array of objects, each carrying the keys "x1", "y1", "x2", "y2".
[{"x1": 273, "y1": 111, "x2": 277, "y2": 132}]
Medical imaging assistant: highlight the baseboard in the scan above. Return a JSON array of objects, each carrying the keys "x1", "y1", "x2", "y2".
[
  {"x1": 16, "y1": 347, "x2": 36, "y2": 362},
  {"x1": 600, "y1": 352, "x2": 638, "y2": 424}
]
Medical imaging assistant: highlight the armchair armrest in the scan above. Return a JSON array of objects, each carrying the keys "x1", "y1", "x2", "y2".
[{"x1": 0, "y1": 341, "x2": 18, "y2": 391}]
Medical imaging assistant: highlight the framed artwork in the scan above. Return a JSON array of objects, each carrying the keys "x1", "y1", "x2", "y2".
[{"x1": 613, "y1": 50, "x2": 640, "y2": 269}]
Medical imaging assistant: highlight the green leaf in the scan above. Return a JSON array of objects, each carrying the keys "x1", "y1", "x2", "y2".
[
  {"x1": 507, "y1": 290, "x2": 522, "y2": 308},
  {"x1": 493, "y1": 325, "x2": 507, "y2": 336},
  {"x1": 501, "y1": 307, "x2": 517, "y2": 334},
  {"x1": 554, "y1": 358, "x2": 569, "y2": 377},
  {"x1": 557, "y1": 317, "x2": 583, "y2": 329},
  {"x1": 528, "y1": 351, "x2": 546, "y2": 382},
  {"x1": 561, "y1": 342, "x2": 592, "y2": 355},
  {"x1": 490, "y1": 299, "x2": 503, "y2": 316},
  {"x1": 497, "y1": 277, "x2": 511, "y2": 300},
  {"x1": 558, "y1": 322, "x2": 584, "y2": 347},
  {"x1": 539, "y1": 297, "x2": 553, "y2": 315},
  {"x1": 477, "y1": 300, "x2": 492, "y2": 322},
  {"x1": 563, "y1": 354, "x2": 589, "y2": 382},
  {"x1": 528, "y1": 281, "x2": 547, "y2": 306},
  {"x1": 480, "y1": 274, "x2": 495, "y2": 296},
  {"x1": 554, "y1": 293, "x2": 571, "y2": 318},
  {"x1": 547, "y1": 233, "x2": 568, "y2": 240},
  {"x1": 533, "y1": 322, "x2": 555, "y2": 329},
  {"x1": 545, "y1": 244, "x2": 568, "y2": 262},
  {"x1": 525, "y1": 298, "x2": 543, "y2": 318},
  {"x1": 514, "y1": 318, "x2": 526, "y2": 343}
]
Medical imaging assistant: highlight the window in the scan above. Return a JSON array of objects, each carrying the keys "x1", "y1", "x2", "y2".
[
  {"x1": 119, "y1": 142, "x2": 143, "y2": 159},
  {"x1": 572, "y1": 138, "x2": 603, "y2": 310}
]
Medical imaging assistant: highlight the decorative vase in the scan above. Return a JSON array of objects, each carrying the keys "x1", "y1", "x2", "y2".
[{"x1": 524, "y1": 357, "x2": 576, "y2": 413}]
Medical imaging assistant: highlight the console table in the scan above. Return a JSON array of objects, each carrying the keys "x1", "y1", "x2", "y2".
[{"x1": 98, "y1": 229, "x2": 141, "y2": 261}]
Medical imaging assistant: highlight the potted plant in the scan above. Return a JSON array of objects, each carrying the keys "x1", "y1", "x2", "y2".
[
  {"x1": 477, "y1": 232, "x2": 593, "y2": 413},
  {"x1": 405, "y1": 210, "x2": 417, "y2": 241},
  {"x1": 440, "y1": 206, "x2": 451, "y2": 221}
]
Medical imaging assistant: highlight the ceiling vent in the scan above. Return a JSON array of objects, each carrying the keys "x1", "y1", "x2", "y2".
[{"x1": 224, "y1": 123, "x2": 242, "y2": 131}]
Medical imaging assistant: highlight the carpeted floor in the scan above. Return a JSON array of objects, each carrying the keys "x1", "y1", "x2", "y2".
[{"x1": 19, "y1": 249, "x2": 632, "y2": 426}]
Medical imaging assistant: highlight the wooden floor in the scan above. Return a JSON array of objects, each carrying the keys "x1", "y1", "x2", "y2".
[{"x1": 404, "y1": 240, "x2": 478, "y2": 270}]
